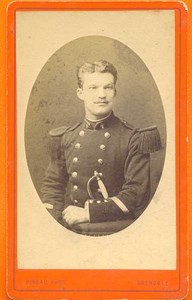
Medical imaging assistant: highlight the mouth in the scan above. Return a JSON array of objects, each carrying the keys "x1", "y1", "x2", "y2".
[{"x1": 94, "y1": 101, "x2": 109, "y2": 105}]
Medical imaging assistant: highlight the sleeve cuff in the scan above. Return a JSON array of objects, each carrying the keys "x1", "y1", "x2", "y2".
[{"x1": 88, "y1": 198, "x2": 129, "y2": 223}]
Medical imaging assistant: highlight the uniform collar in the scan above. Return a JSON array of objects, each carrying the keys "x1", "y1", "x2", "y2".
[{"x1": 84, "y1": 112, "x2": 114, "y2": 130}]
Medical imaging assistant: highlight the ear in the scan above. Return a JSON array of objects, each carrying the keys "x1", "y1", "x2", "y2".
[
  {"x1": 76, "y1": 88, "x2": 84, "y2": 101},
  {"x1": 114, "y1": 89, "x2": 117, "y2": 97}
]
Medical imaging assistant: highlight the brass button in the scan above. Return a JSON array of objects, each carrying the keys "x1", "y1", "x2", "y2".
[
  {"x1": 104, "y1": 132, "x2": 111, "y2": 139},
  {"x1": 75, "y1": 143, "x2": 81, "y2": 149},
  {"x1": 73, "y1": 185, "x2": 78, "y2": 191},
  {"x1": 97, "y1": 200, "x2": 101, "y2": 203},
  {"x1": 89, "y1": 200, "x2": 94, "y2": 204},
  {"x1": 97, "y1": 188, "x2": 101, "y2": 193},
  {"x1": 74, "y1": 199, "x2": 78, "y2": 204},
  {"x1": 101, "y1": 124, "x2": 105, "y2": 129},
  {"x1": 98, "y1": 158, "x2": 103, "y2": 165},
  {"x1": 72, "y1": 172, "x2": 78, "y2": 178},
  {"x1": 79, "y1": 130, "x2": 85, "y2": 137},
  {"x1": 73, "y1": 157, "x2": 78, "y2": 163},
  {"x1": 100, "y1": 145, "x2": 106, "y2": 150},
  {"x1": 104, "y1": 199, "x2": 108, "y2": 202},
  {"x1": 99, "y1": 172, "x2": 103, "y2": 177}
]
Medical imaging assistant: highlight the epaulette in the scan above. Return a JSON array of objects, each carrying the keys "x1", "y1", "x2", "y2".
[
  {"x1": 122, "y1": 120, "x2": 134, "y2": 130},
  {"x1": 48, "y1": 123, "x2": 81, "y2": 160},
  {"x1": 136, "y1": 125, "x2": 161, "y2": 154},
  {"x1": 49, "y1": 123, "x2": 81, "y2": 137}
]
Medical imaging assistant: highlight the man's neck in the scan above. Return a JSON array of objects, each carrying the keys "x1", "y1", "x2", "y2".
[{"x1": 85, "y1": 112, "x2": 112, "y2": 123}]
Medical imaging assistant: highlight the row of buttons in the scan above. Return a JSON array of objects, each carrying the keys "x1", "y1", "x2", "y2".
[
  {"x1": 72, "y1": 171, "x2": 103, "y2": 178},
  {"x1": 75, "y1": 143, "x2": 106, "y2": 150},
  {"x1": 88, "y1": 199, "x2": 109, "y2": 204},
  {"x1": 78, "y1": 130, "x2": 111, "y2": 139},
  {"x1": 72, "y1": 130, "x2": 110, "y2": 206},
  {"x1": 72, "y1": 157, "x2": 103, "y2": 164},
  {"x1": 73, "y1": 199, "x2": 109, "y2": 205},
  {"x1": 73, "y1": 186, "x2": 101, "y2": 193}
]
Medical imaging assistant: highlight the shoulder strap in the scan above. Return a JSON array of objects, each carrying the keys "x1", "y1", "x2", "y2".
[
  {"x1": 49, "y1": 122, "x2": 81, "y2": 137},
  {"x1": 49, "y1": 126, "x2": 69, "y2": 137},
  {"x1": 48, "y1": 123, "x2": 81, "y2": 160},
  {"x1": 121, "y1": 120, "x2": 134, "y2": 130}
]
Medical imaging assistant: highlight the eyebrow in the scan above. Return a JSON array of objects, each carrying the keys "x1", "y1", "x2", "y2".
[
  {"x1": 87, "y1": 82, "x2": 115, "y2": 87},
  {"x1": 104, "y1": 83, "x2": 114, "y2": 87}
]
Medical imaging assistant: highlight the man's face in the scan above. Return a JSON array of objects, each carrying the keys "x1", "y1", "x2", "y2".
[{"x1": 77, "y1": 72, "x2": 116, "y2": 120}]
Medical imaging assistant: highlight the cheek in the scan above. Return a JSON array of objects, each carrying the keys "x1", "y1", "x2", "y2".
[
  {"x1": 84, "y1": 93, "x2": 95, "y2": 105},
  {"x1": 86, "y1": 92, "x2": 98, "y2": 102},
  {"x1": 108, "y1": 91, "x2": 115, "y2": 99}
]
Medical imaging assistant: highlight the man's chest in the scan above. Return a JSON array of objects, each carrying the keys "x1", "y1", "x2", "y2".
[{"x1": 64, "y1": 128, "x2": 128, "y2": 177}]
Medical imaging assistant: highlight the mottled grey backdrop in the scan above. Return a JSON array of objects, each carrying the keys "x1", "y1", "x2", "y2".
[{"x1": 25, "y1": 36, "x2": 166, "y2": 199}]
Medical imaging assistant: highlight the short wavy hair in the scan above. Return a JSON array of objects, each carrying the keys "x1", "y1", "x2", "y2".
[{"x1": 77, "y1": 60, "x2": 118, "y2": 88}]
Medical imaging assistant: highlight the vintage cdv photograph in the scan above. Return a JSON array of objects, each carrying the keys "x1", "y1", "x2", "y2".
[
  {"x1": 6, "y1": 1, "x2": 188, "y2": 299},
  {"x1": 27, "y1": 40, "x2": 164, "y2": 235},
  {"x1": 17, "y1": 9, "x2": 173, "y2": 269}
]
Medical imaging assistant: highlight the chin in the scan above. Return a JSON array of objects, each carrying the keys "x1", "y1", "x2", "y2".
[{"x1": 95, "y1": 109, "x2": 112, "y2": 117}]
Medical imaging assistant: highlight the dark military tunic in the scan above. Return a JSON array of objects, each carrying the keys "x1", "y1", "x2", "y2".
[{"x1": 41, "y1": 112, "x2": 161, "y2": 224}]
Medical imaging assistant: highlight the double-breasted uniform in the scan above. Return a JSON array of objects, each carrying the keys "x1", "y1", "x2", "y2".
[{"x1": 41, "y1": 112, "x2": 161, "y2": 224}]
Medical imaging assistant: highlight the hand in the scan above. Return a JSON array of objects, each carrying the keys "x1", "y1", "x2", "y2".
[{"x1": 62, "y1": 205, "x2": 90, "y2": 226}]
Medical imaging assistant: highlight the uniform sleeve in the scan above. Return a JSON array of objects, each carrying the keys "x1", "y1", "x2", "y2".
[
  {"x1": 89, "y1": 132, "x2": 151, "y2": 223},
  {"x1": 41, "y1": 139, "x2": 69, "y2": 223}
]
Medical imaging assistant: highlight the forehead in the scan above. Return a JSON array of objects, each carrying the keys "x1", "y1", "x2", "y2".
[{"x1": 81, "y1": 72, "x2": 115, "y2": 86}]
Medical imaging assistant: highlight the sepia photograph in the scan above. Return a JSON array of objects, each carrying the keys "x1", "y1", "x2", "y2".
[
  {"x1": 16, "y1": 9, "x2": 176, "y2": 271},
  {"x1": 25, "y1": 36, "x2": 165, "y2": 236}
]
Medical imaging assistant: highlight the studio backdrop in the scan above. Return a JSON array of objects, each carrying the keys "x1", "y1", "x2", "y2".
[{"x1": 25, "y1": 35, "x2": 166, "y2": 209}]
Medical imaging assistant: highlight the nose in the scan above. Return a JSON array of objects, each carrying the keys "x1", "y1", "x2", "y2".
[{"x1": 98, "y1": 88, "x2": 106, "y2": 99}]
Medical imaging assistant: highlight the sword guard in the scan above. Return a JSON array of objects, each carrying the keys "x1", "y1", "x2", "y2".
[{"x1": 87, "y1": 171, "x2": 109, "y2": 200}]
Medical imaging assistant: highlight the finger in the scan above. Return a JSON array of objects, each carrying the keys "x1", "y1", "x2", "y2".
[
  {"x1": 63, "y1": 214, "x2": 70, "y2": 223},
  {"x1": 62, "y1": 207, "x2": 70, "y2": 216},
  {"x1": 62, "y1": 213, "x2": 70, "y2": 221},
  {"x1": 63, "y1": 212, "x2": 74, "y2": 222},
  {"x1": 67, "y1": 219, "x2": 74, "y2": 226},
  {"x1": 62, "y1": 205, "x2": 74, "y2": 216},
  {"x1": 63, "y1": 212, "x2": 73, "y2": 222},
  {"x1": 65, "y1": 217, "x2": 75, "y2": 226}
]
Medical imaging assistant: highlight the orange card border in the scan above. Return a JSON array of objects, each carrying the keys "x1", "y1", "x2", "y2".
[{"x1": 5, "y1": 1, "x2": 188, "y2": 299}]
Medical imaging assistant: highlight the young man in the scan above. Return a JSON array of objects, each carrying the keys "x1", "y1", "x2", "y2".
[{"x1": 41, "y1": 60, "x2": 161, "y2": 228}]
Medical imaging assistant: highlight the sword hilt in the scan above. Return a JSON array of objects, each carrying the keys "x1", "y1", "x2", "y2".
[{"x1": 87, "y1": 171, "x2": 109, "y2": 200}]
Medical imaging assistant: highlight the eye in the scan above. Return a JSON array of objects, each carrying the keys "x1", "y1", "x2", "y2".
[
  {"x1": 105, "y1": 85, "x2": 114, "y2": 90},
  {"x1": 89, "y1": 86, "x2": 97, "y2": 90}
]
